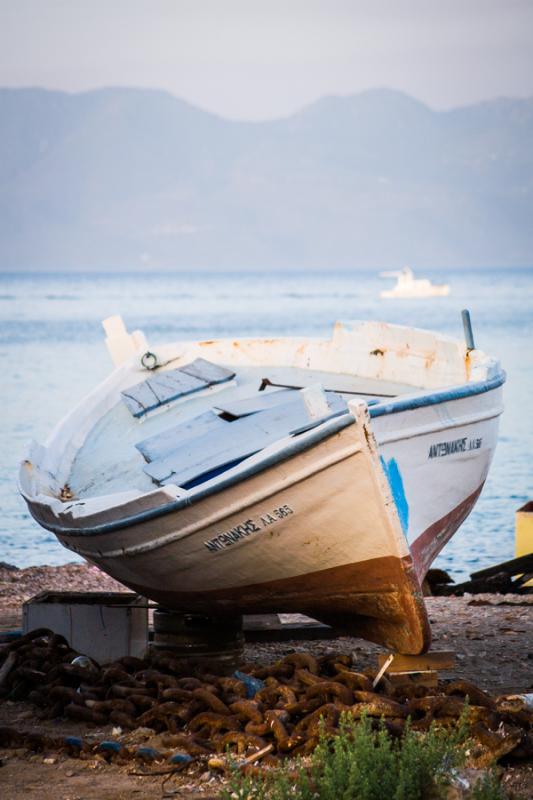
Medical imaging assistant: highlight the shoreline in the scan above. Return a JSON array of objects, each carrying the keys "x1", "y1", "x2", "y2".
[{"x1": 1, "y1": 562, "x2": 532, "y2": 799}]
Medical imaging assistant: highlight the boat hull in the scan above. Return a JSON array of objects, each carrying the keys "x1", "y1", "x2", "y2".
[
  {"x1": 51, "y1": 408, "x2": 431, "y2": 654},
  {"x1": 372, "y1": 381, "x2": 503, "y2": 579},
  {"x1": 25, "y1": 381, "x2": 502, "y2": 655}
]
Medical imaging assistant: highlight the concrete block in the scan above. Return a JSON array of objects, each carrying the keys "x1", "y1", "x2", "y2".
[{"x1": 22, "y1": 591, "x2": 148, "y2": 664}]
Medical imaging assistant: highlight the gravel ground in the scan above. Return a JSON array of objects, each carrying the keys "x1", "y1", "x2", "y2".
[
  {"x1": 242, "y1": 595, "x2": 533, "y2": 696},
  {"x1": 1, "y1": 562, "x2": 532, "y2": 799},
  {"x1": 1, "y1": 562, "x2": 531, "y2": 695}
]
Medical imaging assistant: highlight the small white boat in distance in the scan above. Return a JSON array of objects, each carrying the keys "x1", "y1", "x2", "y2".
[
  {"x1": 380, "y1": 267, "x2": 450, "y2": 299},
  {"x1": 19, "y1": 315, "x2": 503, "y2": 655}
]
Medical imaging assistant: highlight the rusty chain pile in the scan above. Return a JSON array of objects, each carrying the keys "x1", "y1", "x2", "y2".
[{"x1": 0, "y1": 628, "x2": 532, "y2": 770}]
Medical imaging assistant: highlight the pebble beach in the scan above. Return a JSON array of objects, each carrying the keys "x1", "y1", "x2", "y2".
[{"x1": 1, "y1": 562, "x2": 532, "y2": 799}]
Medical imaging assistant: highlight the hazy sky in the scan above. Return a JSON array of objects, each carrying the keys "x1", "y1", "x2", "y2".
[{"x1": 1, "y1": 0, "x2": 533, "y2": 120}]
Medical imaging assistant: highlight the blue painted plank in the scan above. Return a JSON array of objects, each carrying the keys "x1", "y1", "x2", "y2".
[
  {"x1": 213, "y1": 388, "x2": 295, "y2": 418},
  {"x1": 143, "y1": 397, "x2": 309, "y2": 486},
  {"x1": 144, "y1": 391, "x2": 349, "y2": 488},
  {"x1": 214, "y1": 389, "x2": 347, "y2": 421},
  {"x1": 121, "y1": 359, "x2": 235, "y2": 418},
  {"x1": 135, "y1": 410, "x2": 227, "y2": 463},
  {"x1": 180, "y1": 358, "x2": 235, "y2": 385},
  {"x1": 121, "y1": 370, "x2": 205, "y2": 417},
  {"x1": 137, "y1": 390, "x2": 346, "y2": 465}
]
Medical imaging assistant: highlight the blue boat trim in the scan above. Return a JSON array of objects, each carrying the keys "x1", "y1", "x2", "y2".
[
  {"x1": 368, "y1": 370, "x2": 505, "y2": 418},
  {"x1": 380, "y1": 456, "x2": 409, "y2": 535}
]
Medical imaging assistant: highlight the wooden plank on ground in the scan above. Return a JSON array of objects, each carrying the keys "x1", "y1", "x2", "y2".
[
  {"x1": 387, "y1": 670, "x2": 439, "y2": 688},
  {"x1": 470, "y1": 553, "x2": 533, "y2": 580},
  {"x1": 377, "y1": 650, "x2": 455, "y2": 672}
]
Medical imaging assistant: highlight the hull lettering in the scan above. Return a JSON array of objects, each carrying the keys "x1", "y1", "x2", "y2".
[
  {"x1": 204, "y1": 504, "x2": 293, "y2": 552},
  {"x1": 428, "y1": 437, "x2": 482, "y2": 459}
]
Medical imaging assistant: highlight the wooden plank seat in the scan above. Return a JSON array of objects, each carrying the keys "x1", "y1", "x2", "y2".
[
  {"x1": 136, "y1": 410, "x2": 227, "y2": 463},
  {"x1": 213, "y1": 388, "x2": 295, "y2": 419},
  {"x1": 136, "y1": 389, "x2": 296, "y2": 463},
  {"x1": 213, "y1": 387, "x2": 347, "y2": 421},
  {"x1": 258, "y1": 378, "x2": 382, "y2": 406},
  {"x1": 136, "y1": 387, "x2": 347, "y2": 462},
  {"x1": 141, "y1": 387, "x2": 348, "y2": 488},
  {"x1": 120, "y1": 358, "x2": 235, "y2": 418}
]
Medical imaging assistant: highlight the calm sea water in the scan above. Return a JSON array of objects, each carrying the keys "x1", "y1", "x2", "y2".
[{"x1": 1, "y1": 269, "x2": 532, "y2": 579}]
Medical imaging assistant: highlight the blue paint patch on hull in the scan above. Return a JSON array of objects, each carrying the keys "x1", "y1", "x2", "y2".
[{"x1": 380, "y1": 456, "x2": 409, "y2": 535}]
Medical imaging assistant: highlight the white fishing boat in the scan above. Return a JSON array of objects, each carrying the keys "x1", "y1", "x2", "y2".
[
  {"x1": 380, "y1": 267, "x2": 450, "y2": 299},
  {"x1": 19, "y1": 315, "x2": 504, "y2": 654}
]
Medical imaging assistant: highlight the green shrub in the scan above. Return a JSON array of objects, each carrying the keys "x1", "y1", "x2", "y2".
[
  {"x1": 221, "y1": 711, "x2": 504, "y2": 800},
  {"x1": 469, "y1": 771, "x2": 506, "y2": 800}
]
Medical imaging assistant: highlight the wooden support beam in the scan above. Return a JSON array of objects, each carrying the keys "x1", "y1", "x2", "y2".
[
  {"x1": 470, "y1": 553, "x2": 533, "y2": 580},
  {"x1": 377, "y1": 650, "x2": 455, "y2": 672}
]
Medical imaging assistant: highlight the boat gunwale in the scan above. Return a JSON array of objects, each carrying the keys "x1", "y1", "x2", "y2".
[
  {"x1": 22, "y1": 368, "x2": 505, "y2": 539},
  {"x1": 370, "y1": 369, "x2": 505, "y2": 417}
]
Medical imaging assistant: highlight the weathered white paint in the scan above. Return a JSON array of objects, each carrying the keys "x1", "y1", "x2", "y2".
[{"x1": 103, "y1": 315, "x2": 148, "y2": 367}]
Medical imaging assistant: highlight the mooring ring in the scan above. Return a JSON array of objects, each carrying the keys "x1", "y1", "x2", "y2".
[{"x1": 141, "y1": 351, "x2": 159, "y2": 370}]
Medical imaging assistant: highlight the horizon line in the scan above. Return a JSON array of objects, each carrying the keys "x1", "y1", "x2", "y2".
[{"x1": 1, "y1": 83, "x2": 532, "y2": 124}]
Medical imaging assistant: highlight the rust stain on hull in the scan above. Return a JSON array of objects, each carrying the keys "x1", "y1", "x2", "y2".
[{"x1": 124, "y1": 554, "x2": 431, "y2": 655}]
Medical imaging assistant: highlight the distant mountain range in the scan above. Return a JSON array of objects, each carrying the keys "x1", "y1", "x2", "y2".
[{"x1": 1, "y1": 87, "x2": 532, "y2": 270}]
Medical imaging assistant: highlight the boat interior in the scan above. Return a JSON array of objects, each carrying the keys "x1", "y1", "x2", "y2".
[
  {"x1": 68, "y1": 359, "x2": 417, "y2": 501},
  {"x1": 33, "y1": 319, "x2": 485, "y2": 505}
]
